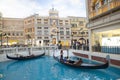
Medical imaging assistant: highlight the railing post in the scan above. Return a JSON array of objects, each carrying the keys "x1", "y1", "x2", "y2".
[
  {"x1": 16, "y1": 47, "x2": 18, "y2": 54},
  {"x1": 43, "y1": 47, "x2": 46, "y2": 54},
  {"x1": 31, "y1": 47, "x2": 32, "y2": 54},
  {"x1": 3, "y1": 48, "x2": 5, "y2": 54},
  {"x1": 48, "y1": 46, "x2": 49, "y2": 55}
]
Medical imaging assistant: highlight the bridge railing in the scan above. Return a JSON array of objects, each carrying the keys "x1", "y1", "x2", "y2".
[{"x1": 0, "y1": 46, "x2": 57, "y2": 55}]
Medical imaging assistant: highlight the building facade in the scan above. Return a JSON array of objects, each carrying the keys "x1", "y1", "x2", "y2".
[
  {"x1": 0, "y1": 8, "x2": 87, "y2": 47},
  {"x1": 24, "y1": 8, "x2": 71, "y2": 47},
  {"x1": 2, "y1": 18, "x2": 24, "y2": 45},
  {"x1": 24, "y1": 14, "x2": 37, "y2": 46},
  {"x1": 0, "y1": 12, "x2": 3, "y2": 46},
  {"x1": 69, "y1": 16, "x2": 88, "y2": 46},
  {"x1": 0, "y1": 12, "x2": 2, "y2": 32},
  {"x1": 86, "y1": 0, "x2": 120, "y2": 53}
]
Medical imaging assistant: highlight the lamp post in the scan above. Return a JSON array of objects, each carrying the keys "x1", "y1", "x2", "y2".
[
  {"x1": 0, "y1": 32, "x2": 6, "y2": 47},
  {"x1": 26, "y1": 34, "x2": 31, "y2": 46},
  {"x1": 81, "y1": 31, "x2": 85, "y2": 45},
  {"x1": 71, "y1": 33, "x2": 73, "y2": 49},
  {"x1": 79, "y1": 30, "x2": 87, "y2": 45},
  {"x1": 6, "y1": 34, "x2": 9, "y2": 47},
  {"x1": 50, "y1": 34, "x2": 54, "y2": 45},
  {"x1": 80, "y1": 30, "x2": 87, "y2": 50},
  {"x1": 0, "y1": 33, "x2": 2, "y2": 47},
  {"x1": 56, "y1": 31, "x2": 59, "y2": 44}
]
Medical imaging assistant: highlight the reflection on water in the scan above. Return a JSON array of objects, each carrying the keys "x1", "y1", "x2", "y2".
[{"x1": 0, "y1": 56, "x2": 120, "y2": 80}]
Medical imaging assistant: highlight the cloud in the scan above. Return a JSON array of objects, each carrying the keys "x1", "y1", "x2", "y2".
[
  {"x1": 0, "y1": 0, "x2": 42, "y2": 18},
  {"x1": 0, "y1": 0, "x2": 86, "y2": 18},
  {"x1": 51, "y1": 0, "x2": 86, "y2": 17}
]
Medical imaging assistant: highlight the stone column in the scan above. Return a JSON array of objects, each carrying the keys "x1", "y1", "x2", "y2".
[{"x1": 88, "y1": 29, "x2": 92, "y2": 60}]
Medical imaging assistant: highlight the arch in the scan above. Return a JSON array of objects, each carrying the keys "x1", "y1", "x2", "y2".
[{"x1": 79, "y1": 38, "x2": 86, "y2": 45}]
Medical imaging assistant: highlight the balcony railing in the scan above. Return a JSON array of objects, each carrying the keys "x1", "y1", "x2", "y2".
[
  {"x1": 87, "y1": 9, "x2": 120, "y2": 28},
  {"x1": 92, "y1": 46, "x2": 120, "y2": 54},
  {"x1": 0, "y1": 46, "x2": 57, "y2": 55},
  {"x1": 89, "y1": 0, "x2": 120, "y2": 19}
]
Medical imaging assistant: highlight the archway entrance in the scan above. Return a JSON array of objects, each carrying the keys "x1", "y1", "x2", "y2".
[{"x1": 79, "y1": 38, "x2": 86, "y2": 45}]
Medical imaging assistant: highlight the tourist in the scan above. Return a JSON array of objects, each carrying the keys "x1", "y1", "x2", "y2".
[
  {"x1": 63, "y1": 56, "x2": 69, "y2": 63},
  {"x1": 58, "y1": 43, "x2": 62, "y2": 49},
  {"x1": 73, "y1": 41, "x2": 76, "y2": 49},
  {"x1": 73, "y1": 58, "x2": 83, "y2": 65}
]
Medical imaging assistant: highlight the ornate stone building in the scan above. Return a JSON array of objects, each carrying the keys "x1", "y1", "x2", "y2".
[
  {"x1": 2, "y1": 18, "x2": 24, "y2": 45},
  {"x1": 0, "y1": 12, "x2": 3, "y2": 46},
  {"x1": 24, "y1": 14, "x2": 37, "y2": 46},
  {"x1": 0, "y1": 8, "x2": 87, "y2": 47},
  {"x1": 69, "y1": 16, "x2": 88, "y2": 46},
  {"x1": 0, "y1": 12, "x2": 2, "y2": 33},
  {"x1": 24, "y1": 8, "x2": 71, "y2": 46}
]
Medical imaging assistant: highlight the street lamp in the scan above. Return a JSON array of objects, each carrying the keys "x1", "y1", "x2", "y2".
[
  {"x1": 81, "y1": 31, "x2": 85, "y2": 45},
  {"x1": 26, "y1": 34, "x2": 31, "y2": 46},
  {"x1": 71, "y1": 33, "x2": 73, "y2": 49},
  {"x1": 0, "y1": 33, "x2": 2, "y2": 47},
  {"x1": 79, "y1": 29, "x2": 88, "y2": 45},
  {"x1": 6, "y1": 34, "x2": 9, "y2": 47},
  {"x1": 0, "y1": 32, "x2": 6, "y2": 47},
  {"x1": 56, "y1": 31, "x2": 59, "y2": 44},
  {"x1": 50, "y1": 34, "x2": 54, "y2": 45}
]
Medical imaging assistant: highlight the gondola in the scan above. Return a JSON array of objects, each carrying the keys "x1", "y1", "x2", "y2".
[
  {"x1": 6, "y1": 53, "x2": 45, "y2": 60},
  {"x1": 53, "y1": 55, "x2": 109, "y2": 69}
]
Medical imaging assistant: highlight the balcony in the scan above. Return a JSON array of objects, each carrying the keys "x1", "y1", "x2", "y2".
[
  {"x1": 87, "y1": 9, "x2": 120, "y2": 28},
  {"x1": 89, "y1": 0, "x2": 120, "y2": 19}
]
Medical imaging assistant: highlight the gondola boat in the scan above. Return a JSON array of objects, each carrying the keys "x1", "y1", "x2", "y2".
[
  {"x1": 53, "y1": 55, "x2": 109, "y2": 69},
  {"x1": 6, "y1": 53, "x2": 45, "y2": 60}
]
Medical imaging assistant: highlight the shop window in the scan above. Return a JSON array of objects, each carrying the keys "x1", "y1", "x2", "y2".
[
  {"x1": 12, "y1": 33, "x2": 15, "y2": 36},
  {"x1": 37, "y1": 27, "x2": 42, "y2": 29},
  {"x1": 37, "y1": 31, "x2": 42, "y2": 35},
  {"x1": 21, "y1": 33, "x2": 23, "y2": 36},
  {"x1": 103, "y1": 0, "x2": 108, "y2": 5},
  {"x1": 60, "y1": 28, "x2": 64, "y2": 30},
  {"x1": 66, "y1": 28, "x2": 69, "y2": 30},
  {"x1": 8, "y1": 33, "x2": 10, "y2": 36},
  {"x1": 73, "y1": 32, "x2": 77, "y2": 35},
  {"x1": 16, "y1": 33, "x2": 19, "y2": 36},
  {"x1": 44, "y1": 37, "x2": 49, "y2": 39},
  {"x1": 44, "y1": 27, "x2": 48, "y2": 29},
  {"x1": 60, "y1": 31, "x2": 64, "y2": 35},
  {"x1": 95, "y1": 2, "x2": 100, "y2": 10},
  {"x1": 79, "y1": 21, "x2": 84, "y2": 26},
  {"x1": 71, "y1": 24, "x2": 77, "y2": 27},
  {"x1": 66, "y1": 31, "x2": 70, "y2": 35},
  {"x1": 66, "y1": 37, "x2": 70, "y2": 39},
  {"x1": 44, "y1": 30, "x2": 49, "y2": 35},
  {"x1": 37, "y1": 37, "x2": 42, "y2": 39},
  {"x1": 60, "y1": 37, "x2": 64, "y2": 39}
]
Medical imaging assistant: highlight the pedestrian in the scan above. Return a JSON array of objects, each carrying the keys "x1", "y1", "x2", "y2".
[{"x1": 60, "y1": 50, "x2": 64, "y2": 61}]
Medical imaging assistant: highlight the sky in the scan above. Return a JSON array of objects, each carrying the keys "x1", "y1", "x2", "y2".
[{"x1": 0, "y1": 0, "x2": 86, "y2": 18}]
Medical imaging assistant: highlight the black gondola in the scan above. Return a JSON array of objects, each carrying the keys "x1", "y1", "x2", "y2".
[
  {"x1": 6, "y1": 53, "x2": 45, "y2": 60},
  {"x1": 53, "y1": 55, "x2": 109, "y2": 69}
]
